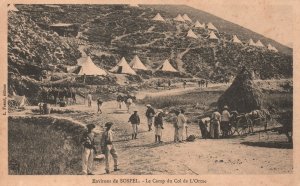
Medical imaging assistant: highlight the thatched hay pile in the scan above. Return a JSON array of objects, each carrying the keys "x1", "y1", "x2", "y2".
[{"x1": 217, "y1": 67, "x2": 262, "y2": 113}]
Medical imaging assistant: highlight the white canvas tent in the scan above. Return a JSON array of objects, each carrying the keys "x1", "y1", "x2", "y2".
[
  {"x1": 8, "y1": 4, "x2": 19, "y2": 12},
  {"x1": 157, "y1": 59, "x2": 178, "y2": 72},
  {"x1": 182, "y1": 14, "x2": 192, "y2": 22},
  {"x1": 110, "y1": 57, "x2": 137, "y2": 75},
  {"x1": 209, "y1": 31, "x2": 218, "y2": 40},
  {"x1": 248, "y1": 39, "x2": 256, "y2": 46},
  {"x1": 152, "y1": 13, "x2": 165, "y2": 22},
  {"x1": 10, "y1": 95, "x2": 29, "y2": 107},
  {"x1": 173, "y1": 14, "x2": 185, "y2": 22},
  {"x1": 207, "y1": 22, "x2": 218, "y2": 31},
  {"x1": 232, "y1": 35, "x2": 242, "y2": 44},
  {"x1": 77, "y1": 56, "x2": 107, "y2": 76},
  {"x1": 129, "y1": 55, "x2": 147, "y2": 70},
  {"x1": 187, "y1": 29, "x2": 198, "y2": 39},
  {"x1": 267, "y1": 44, "x2": 278, "y2": 52},
  {"x1": 194, "y1": 20, "x2": 205, "y2": 28},
  {"x1": 255, "y1": 40, "x2": 265, "y2": 47}
]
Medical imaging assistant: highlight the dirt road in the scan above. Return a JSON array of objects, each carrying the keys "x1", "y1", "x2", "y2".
[{"x1": 64, "y1": 91, "x2": 292, "y2": 175}]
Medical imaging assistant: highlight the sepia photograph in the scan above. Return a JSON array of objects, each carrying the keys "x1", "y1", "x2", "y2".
[{"x1": 1, "y1": 0, "x2": 298, "y2": 184}]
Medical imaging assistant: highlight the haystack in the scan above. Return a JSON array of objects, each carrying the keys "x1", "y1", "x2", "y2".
[{"x1": 217, "y1": 67, "x2": 262, "y2": 113}]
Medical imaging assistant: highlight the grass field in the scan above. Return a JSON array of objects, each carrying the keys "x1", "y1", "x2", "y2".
[
  {"x1": 8, "y1": 117, "x2": 84, "y2": 175},
  {"x1": 139, "y1": 90, "x2": 223, "y2": 110}
]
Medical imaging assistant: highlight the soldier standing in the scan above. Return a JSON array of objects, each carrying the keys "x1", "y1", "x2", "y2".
[
  {"x1": 81, "y1": 124, "x2": 96, "y2": 175},
  {"x1": 101, "y1": 122, "x2": 119, "y2": 174}
]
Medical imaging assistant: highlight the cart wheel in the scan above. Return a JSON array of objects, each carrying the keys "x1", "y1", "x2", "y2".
[{"x1": 237, "y1": 117, "x2": 248, "y2": 135}]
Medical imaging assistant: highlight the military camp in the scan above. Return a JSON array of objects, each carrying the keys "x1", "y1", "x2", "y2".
[{"x1": 6, "y1": 4, "x2": 293, "y2": 177}]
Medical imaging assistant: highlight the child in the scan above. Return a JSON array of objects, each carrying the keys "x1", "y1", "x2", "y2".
[
  {"x1": 101, "y1": 122, "x2": 119, "y2": 174},
  {"x1": 128, "y1": 110, "x2": 140, "y2": 139},
  {"x1": 154, "y1": 109, "x2": 164, "y2": 143},
  {"x1": 81, "y1": 124, "x2": 96, "y2": 175}
]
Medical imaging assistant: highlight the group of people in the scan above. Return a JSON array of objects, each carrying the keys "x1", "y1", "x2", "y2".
[
  {"x1": 200, "y1": 105, "x2": 232, "y2": 139},
  {"x1": 81, "y1": 98, "x2": 233, "y2": 175},
  {"x1": 128, "y1": 104, "x2": 188, "y2": 144},
  {"x1": 81, "y1": 122, "x2": 119, "y2": 175}
]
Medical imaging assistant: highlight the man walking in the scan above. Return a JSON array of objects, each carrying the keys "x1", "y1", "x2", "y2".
[
  {"x1": 145, "y1": 104, "x2": 155, "y2": 131},
  {"x1": 81, "y1": 124, "x2": 96, "y2": 175},
  {"x1": 128, "y1": 110, "x2": 140, "y2": 139},
  {"x1": 101, "y1": 122, "x2": 119, "y2": 174}
]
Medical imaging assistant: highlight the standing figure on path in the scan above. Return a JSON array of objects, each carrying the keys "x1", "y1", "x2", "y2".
[
  {"x1": 116, "y1": 94, "x2": 123, "y2": 109},
  {"x1": 81, "y1": 124, "x2": 96, "y2": 175},
  {"x1": 221, "y1": 105, "x2": 231, "y2": 138},
  {"x1": 210, "y1": 110, "x2": 221, "y2": 139},
  {"x1": 173, "y1": 110, "x2": 180, "y2": 142},
  {"x1": 101, "y1": 122, "x2": 119, "y2": 174},
  {"x1": 168, "y1": 80, "x2": 171, "y2": 90},
  {"x1": 126, "y1": 97, "x2": 133, "y2": 113},
  {"x1": 145, "y1": 104, "x2": 155, "y2": 131},
  {"x1": 128, "y1": 110, "x2": 140, "y2": 139},
  {"x1": 205, "y1": 79, "x2": 209, "y2": 88},
  {"x1": 183, "y1": 80, "x2": 187, "y2": 89},
  {"x1": 97, "y1": 97, "x2": 103, "y2": 114},
  {"x1": 87, "y1": 92, "x2": 92, "y2": 107},
  {"x1": 154, "y1": 109, "x2": 164, "y2": 143},
  {"x1": 177, "y1": 109, "x2": 187, "y2": 142}
]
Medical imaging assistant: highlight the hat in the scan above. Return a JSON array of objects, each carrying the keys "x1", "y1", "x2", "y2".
[
  {"x1": 146, "y1": 104, "x2": 151, "y2": 107},
  {"x1": 105, "y1": 122, "x2": 114, "y2": 127},
  {"x1": 223, "y1": 105, "x2": 228, "y2": 109},
  {"x1": 157, "y1": 109, "x2": 163, "y2": 113},
  {"x1": 86, "y1": 124, "x2": 96, "y2": 129},
  {"x1": 134, "y1": 110, "x2": 138, "y2": 112}
]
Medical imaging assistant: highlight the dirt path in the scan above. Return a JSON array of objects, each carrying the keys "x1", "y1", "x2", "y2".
[{"x1": 65, "y1": 88, "x2": 292, "y2": 175}]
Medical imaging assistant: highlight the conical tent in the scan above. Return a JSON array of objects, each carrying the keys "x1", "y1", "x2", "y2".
[
  {"x1": 8, "y1": 4, "x2": 19, "y2": 12},
  {"x1": 152, "y1": 13, "x2": 165, "y2": 22},
  {"x1": 207, "y1": 22, "x2": 218, "y2": 31},
  {"x1": 194, "y1": 20, "x2": 205, "y2": 28},
  {"x1": 267, "y1": 44, "x2": 278, "y2": 52},
  {"x1": 232, "y1": 35, "x2": 242, "y2": 44},
  {"x1": 255, "y1": 40, "x2": 265, "y2": 47},
  {"x1": 10, "y1": 95, "x2": 29, "y2": 107},
  {"x1": 209, "y1": 31, "x2": 218, "y2": 40},
  {"x1": 77, "y1": 56, "x2": 107, "y2": 76},
  {"x1": 110, "y1": 57, "x2": 137, "y2": 75},
  {"x1": 182, "y1": 14, "x2": 192, "y2": 22},
  {"x1": 187, "y1": 29, "x2": 198, "y2": 39},
  {"x1": 248, "y1": 39, "x2": 256, "y2": 46},
  {"x1": 129, "y1": 55, "x2": 147, "y2": 70},
  {"x1": 173, "y1": 14, "x2": 185, "y2": 22},
  {"x1": 157, "y1": 59, "x2": 178, "y2": 72}
]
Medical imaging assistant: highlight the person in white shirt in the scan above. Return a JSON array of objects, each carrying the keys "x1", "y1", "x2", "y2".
[{"x1": 221, "y1": 105, "x2": 231, "y2": 138}]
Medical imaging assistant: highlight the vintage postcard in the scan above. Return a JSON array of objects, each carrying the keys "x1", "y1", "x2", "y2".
[{"x1": 0, "y1": 0, "x2": 299, "y2": 185}]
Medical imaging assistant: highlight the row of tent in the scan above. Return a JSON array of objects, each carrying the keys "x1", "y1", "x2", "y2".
[
  {"x1": 74, "y1": 55, "x2": 178, "y2": 76},
  {"x1": 152, "y1": 12, "x2": 278, "y2": 52},
  {"x1": 186, "y1": 29, "x2": 278, "y2": 51}
]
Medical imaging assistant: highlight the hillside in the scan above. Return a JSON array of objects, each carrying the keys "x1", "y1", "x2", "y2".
[
  {"x1": 9, "y1": 4, "x2": 292, "y2": 86},
  {"x1": 144, "y1": 5, "x2": 292, "y2": 55}
]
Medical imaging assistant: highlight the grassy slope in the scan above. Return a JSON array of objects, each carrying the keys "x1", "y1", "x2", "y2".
[{"x1": 8, "y1": 117, "x2": 84, "y2": 175}]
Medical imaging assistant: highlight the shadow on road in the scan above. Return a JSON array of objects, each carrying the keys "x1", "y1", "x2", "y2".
[
  {"x1": 125, "y1": 141, "x2": 175, "y2": 149},
  {"x1": 241, "y1": 141, "x2": 293, "y2": 149}
]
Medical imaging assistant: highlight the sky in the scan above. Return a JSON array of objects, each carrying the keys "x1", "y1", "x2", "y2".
[{"x1": 186, "y1": 0, "x2": 294, "y2": 47}]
